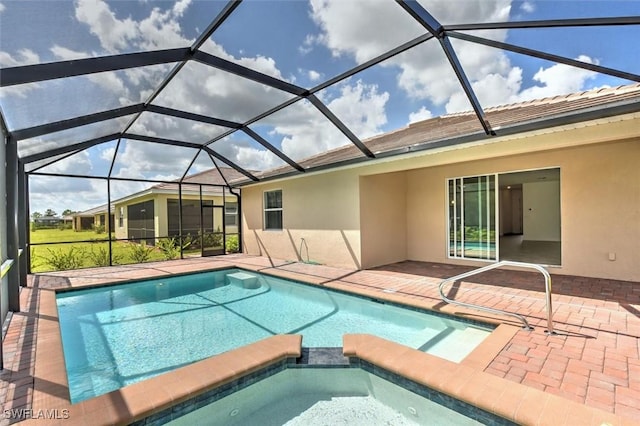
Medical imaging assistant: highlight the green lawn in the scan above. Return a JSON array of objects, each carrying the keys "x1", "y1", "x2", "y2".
[
  {"x1": 29, "y1": 229, "x2": 239, "y2": 273},
  {"x1": 30, "y1": 229, "x2": 174, "y2": 273},
  {"x1": 30, "y1": 228, "x2": 111, "y2": 244}
]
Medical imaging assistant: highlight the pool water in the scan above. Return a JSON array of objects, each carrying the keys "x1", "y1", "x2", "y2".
[
  {"x1": 166, "y1": 368, "x2": 484, "y2": 426},
  {"x1": 56, "y1": 268, "x2": 492, "y2": 403}
]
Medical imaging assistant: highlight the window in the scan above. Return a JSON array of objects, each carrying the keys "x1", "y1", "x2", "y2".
[
  {"x1": 118, "y1": 207, "x2": 124, "y2": 228},
  {"x1": 263, "y1": 190, "x2": 282, "y2": 230},
  {"x1": 448, "y1": 175, "x2": 496, "y2": 260},
  {"x1": 225, "y1": 202, "x2": 238, "y2": 226}
]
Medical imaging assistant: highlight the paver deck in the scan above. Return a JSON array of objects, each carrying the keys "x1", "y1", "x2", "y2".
[{"x1": 1, "y1": 254, "x2": 639, "y2": 424}]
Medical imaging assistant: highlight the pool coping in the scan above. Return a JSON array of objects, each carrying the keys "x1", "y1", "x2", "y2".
[
  {"x1": 343, "y1": 334, "x2": 635, "y2": 425},
  {"x1": 25, "y1": 262, "x2": 636, "y2": 425}
]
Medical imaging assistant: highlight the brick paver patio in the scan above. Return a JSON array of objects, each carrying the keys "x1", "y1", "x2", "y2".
[{"x1": 1, "y1": 255, "x2": 639, "y2": 424}]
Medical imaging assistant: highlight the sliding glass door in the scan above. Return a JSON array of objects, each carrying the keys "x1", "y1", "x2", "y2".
[{"x1": 448, "y1": 175, "x2": 496, "y2": 260}]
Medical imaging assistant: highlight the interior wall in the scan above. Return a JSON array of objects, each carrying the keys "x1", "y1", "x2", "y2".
[
  {"x1": 522, "y1": 181, "x2": 561, "y2": 241},
  {"x1": 359, "y1": 171, "x2": 407, "y2": 269},
  {"x1": 242, "y1": 169, "x2": 362, "y2": 269}
]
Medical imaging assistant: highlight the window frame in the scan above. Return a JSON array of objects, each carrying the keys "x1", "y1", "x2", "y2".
[
  {"x1": 263, "y1": 189, "x2": 283, "y2": 231},
  {"x1": 225, "y1": 202, "x2": 238, "y2": 227}
]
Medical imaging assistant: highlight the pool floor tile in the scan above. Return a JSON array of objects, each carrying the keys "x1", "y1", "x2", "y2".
[{"x1": 2, "y1": 255, "x2": 640, "y2": 424}]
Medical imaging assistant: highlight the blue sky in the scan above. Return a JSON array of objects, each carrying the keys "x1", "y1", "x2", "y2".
[{"x1": 0, "y1": 0, "x2": 639, "y2": 214}]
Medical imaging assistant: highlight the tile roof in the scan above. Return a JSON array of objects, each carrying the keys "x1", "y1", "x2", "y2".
[{"x1": 233, "y1": 83, "x2": 640, "y2": 184}]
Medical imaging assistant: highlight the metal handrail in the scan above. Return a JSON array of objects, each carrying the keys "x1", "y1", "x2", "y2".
[
  {"x1": 439, "y1": 260, "x2": 554, "y2": 334},
  {"x1": 1, "y1": 259, "x2": 14, "y2": 280}
]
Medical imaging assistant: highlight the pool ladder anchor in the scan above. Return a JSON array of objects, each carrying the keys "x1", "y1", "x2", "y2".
[{"x1": 439, "y1": 260, "x2": 555, "y2": 334}]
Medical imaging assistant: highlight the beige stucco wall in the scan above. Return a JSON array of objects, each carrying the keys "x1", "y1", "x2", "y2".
[
  {"x1": 359, "y1": 172, "x2": 407, "y2": 269},
  {"x1": 405, "y1": 138, "x2": 640, "y2": 281},
  {"x1": 240, "y1": 113, "x2": 640, "y2": 281},
  {"x1": 242, "y1": 169, "x2": 362, "y2": 268}
]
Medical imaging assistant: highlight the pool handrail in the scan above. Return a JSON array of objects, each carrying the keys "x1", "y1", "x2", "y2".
[{"x1": 438, "y1": 260, "x2": 554, "y2": 334}]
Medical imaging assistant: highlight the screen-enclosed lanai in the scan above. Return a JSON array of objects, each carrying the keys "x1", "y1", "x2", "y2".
[{"x1": 1, "y1": 1, "x2": 640, "y2": 367}]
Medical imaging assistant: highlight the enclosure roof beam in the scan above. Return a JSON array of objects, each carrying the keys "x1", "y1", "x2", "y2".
[
  {"x1": 307, "y1": 94, "x2": 375, "y2": 158},
  {"x1": 397, "y1": 0, "x2": 493, "y2": 135},
  {"x1": 311, "y1": 33, "x2": 435, "y2": 93},
  {"x1": 0, "y1": 48, "x2": 190, "y2": 87},
  {"x1": 449, "y1": 31, "x2": 640, "y2": 83},
  {"x1": 121, "y1": 133, "x2": 203, "y2": 149},
  {"x1": 192, "y1": 50, "x2": 308, "y2": 96},
  {"x1": 242, "y1": 127, "x2": 305, "y2": 172},
  {"x1": 21, "y1": 133, "x2": 120, "y2": 163},
  {"x1": 395, "y1": 0, "x2": 443, "y2": 37},
  {"x1": 446, "y1": 16, "x2": 640, "y2": 31},
  {"x1": 145, "y1": 105, "x2": 242, "y2": 129},
  {"x1": 201, "y1": 145, "x2": 259, "y2": 182},
  {"x1": 191, "y1": 0, "x2": 242, "y2": 52},
  {"x1": 12, "y1": 104, "x2": 145, "y2": 141}
]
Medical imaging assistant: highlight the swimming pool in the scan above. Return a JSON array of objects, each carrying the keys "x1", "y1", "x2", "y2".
[{"x1": 56, "y1": 268, "x2": 492, "y2": 403}]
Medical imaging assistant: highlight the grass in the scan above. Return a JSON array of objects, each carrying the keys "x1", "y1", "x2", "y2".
[
  {"x1": 30, "y1": 229, "x2": 171, "y2": 273},
  {"x1": 30, "y1": 228, "x2": 111, "y2": 244},
  {"x1": 29, "y1": 229, "x2": 240, "y2": 273}
]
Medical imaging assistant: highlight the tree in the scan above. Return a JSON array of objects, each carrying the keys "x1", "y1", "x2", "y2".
[
  {"x1": 62, "y1": 209, "x2": 77, "y2": 216},
  {"x1": 31, "y1": 211, "x2": 43, "y2": 220},
  {"x1": 44, "y1": 209, "x2": 58, "y2": 217}
]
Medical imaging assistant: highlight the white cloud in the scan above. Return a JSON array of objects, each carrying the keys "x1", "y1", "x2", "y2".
[
  {"x1": 408, "y1": 106, "x2": 433, "y2": 124},
  {"x1": 75, "y1": 0, "x2": 140, "y2": 53},
  {"x1": 309, "y1": 0, "x2": 600, "y2": 117},
  {"x1": 246, "y1": 80, "x2": 389, "y2": 163},
  {"x1": 310, "y1": 0, "x2": 424, "y2": 64},
  {"x1": 520, "y1": 1, "x2": 536, "y2": 13},
  {"x1": 0, "y1": 3, "x2": 5, "y2": 13},
  {"x1": 308, "y1": 0, "x2": 512, "y2": 109},
  {"x1": 299, "y1": 34, "x2": 318, "y2": 55},
  {"x1": 324, "y1": 80, "x2": 388, "y2": 139},
  {"x1": 0, "y1": 48, "x2": 40, "y2": 67},
  {"x1": 37, "y1": 151, "x2": 94, "y2": 176},
  {"x1": 308, "y1": 70, "x2": 321, "y2": 82},
  {"x1": 0, "y1": 49, "x2": 42, "y2": 98},
  {"x1": 516, "y1": 55, "x2": 598, "y2": 101},
  {"x1": 111, "y1": 139, "x2": 195, "y2": 180}
]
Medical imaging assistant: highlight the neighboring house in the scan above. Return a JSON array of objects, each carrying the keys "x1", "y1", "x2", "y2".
[
  {"x1": 32, "y1": 216, "x2": 68, "y2": 229},
  {"x1": 72, "y1": 204, "x2": 114, "y2": 232},
  {"x1": 110, "y1": 168, "x2": 241, "y2": 253},
  {"x1": 237, "y1": 84, "x2": 640, "y2": 282},
  {"x1": 74, "y1": 168, "x2": 242, "y2": 253}
]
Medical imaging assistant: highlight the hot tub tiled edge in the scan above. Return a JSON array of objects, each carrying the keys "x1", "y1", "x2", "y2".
[{"x1": 342, "y1": 334, "x2": 633, "y2": 426}]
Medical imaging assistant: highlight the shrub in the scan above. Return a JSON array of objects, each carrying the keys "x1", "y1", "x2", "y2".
[
  {"x1": 128, "y1": 242, "x2": 154, "y2": 263},
  {"x1": 225, "y1": 235, "x2": 239, "y2": 253},
  {"x1": 87, "y1": 246, "x2": 122, "y2": 267},
  {"x1": 58, "y1": 222, "x2": 72, "y2": 231},
  {"x1": 44, "y1": 246, "x2": 85, "y2": 271},
  {"x1": 94, "y1": 224, "x2": 105, "y2": 234},
  {"x1": 157, "y1": 237, "x2": 182, "y2": 260}
]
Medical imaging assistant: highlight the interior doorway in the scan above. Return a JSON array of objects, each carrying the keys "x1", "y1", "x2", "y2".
[{"x1": 498, "y1": 168, "x2": 561, "y2": 265}]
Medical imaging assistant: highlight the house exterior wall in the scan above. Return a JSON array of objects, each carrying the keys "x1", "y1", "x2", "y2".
[
  {"x1": 405, "y1": 138, "x2": 640, "y2": 281},
  {"x1": 359, "y1": 172, "x2": 407, "y2": 269},
  {"x1": 114, "y1": 194, "x2": 155, "y2": 240},
  {"x1": 241, "y1": 114, "x2": 640, "y2": 281},
  {"x1": 241, "y1": 169, "x2": 362, "y2": 269}
]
